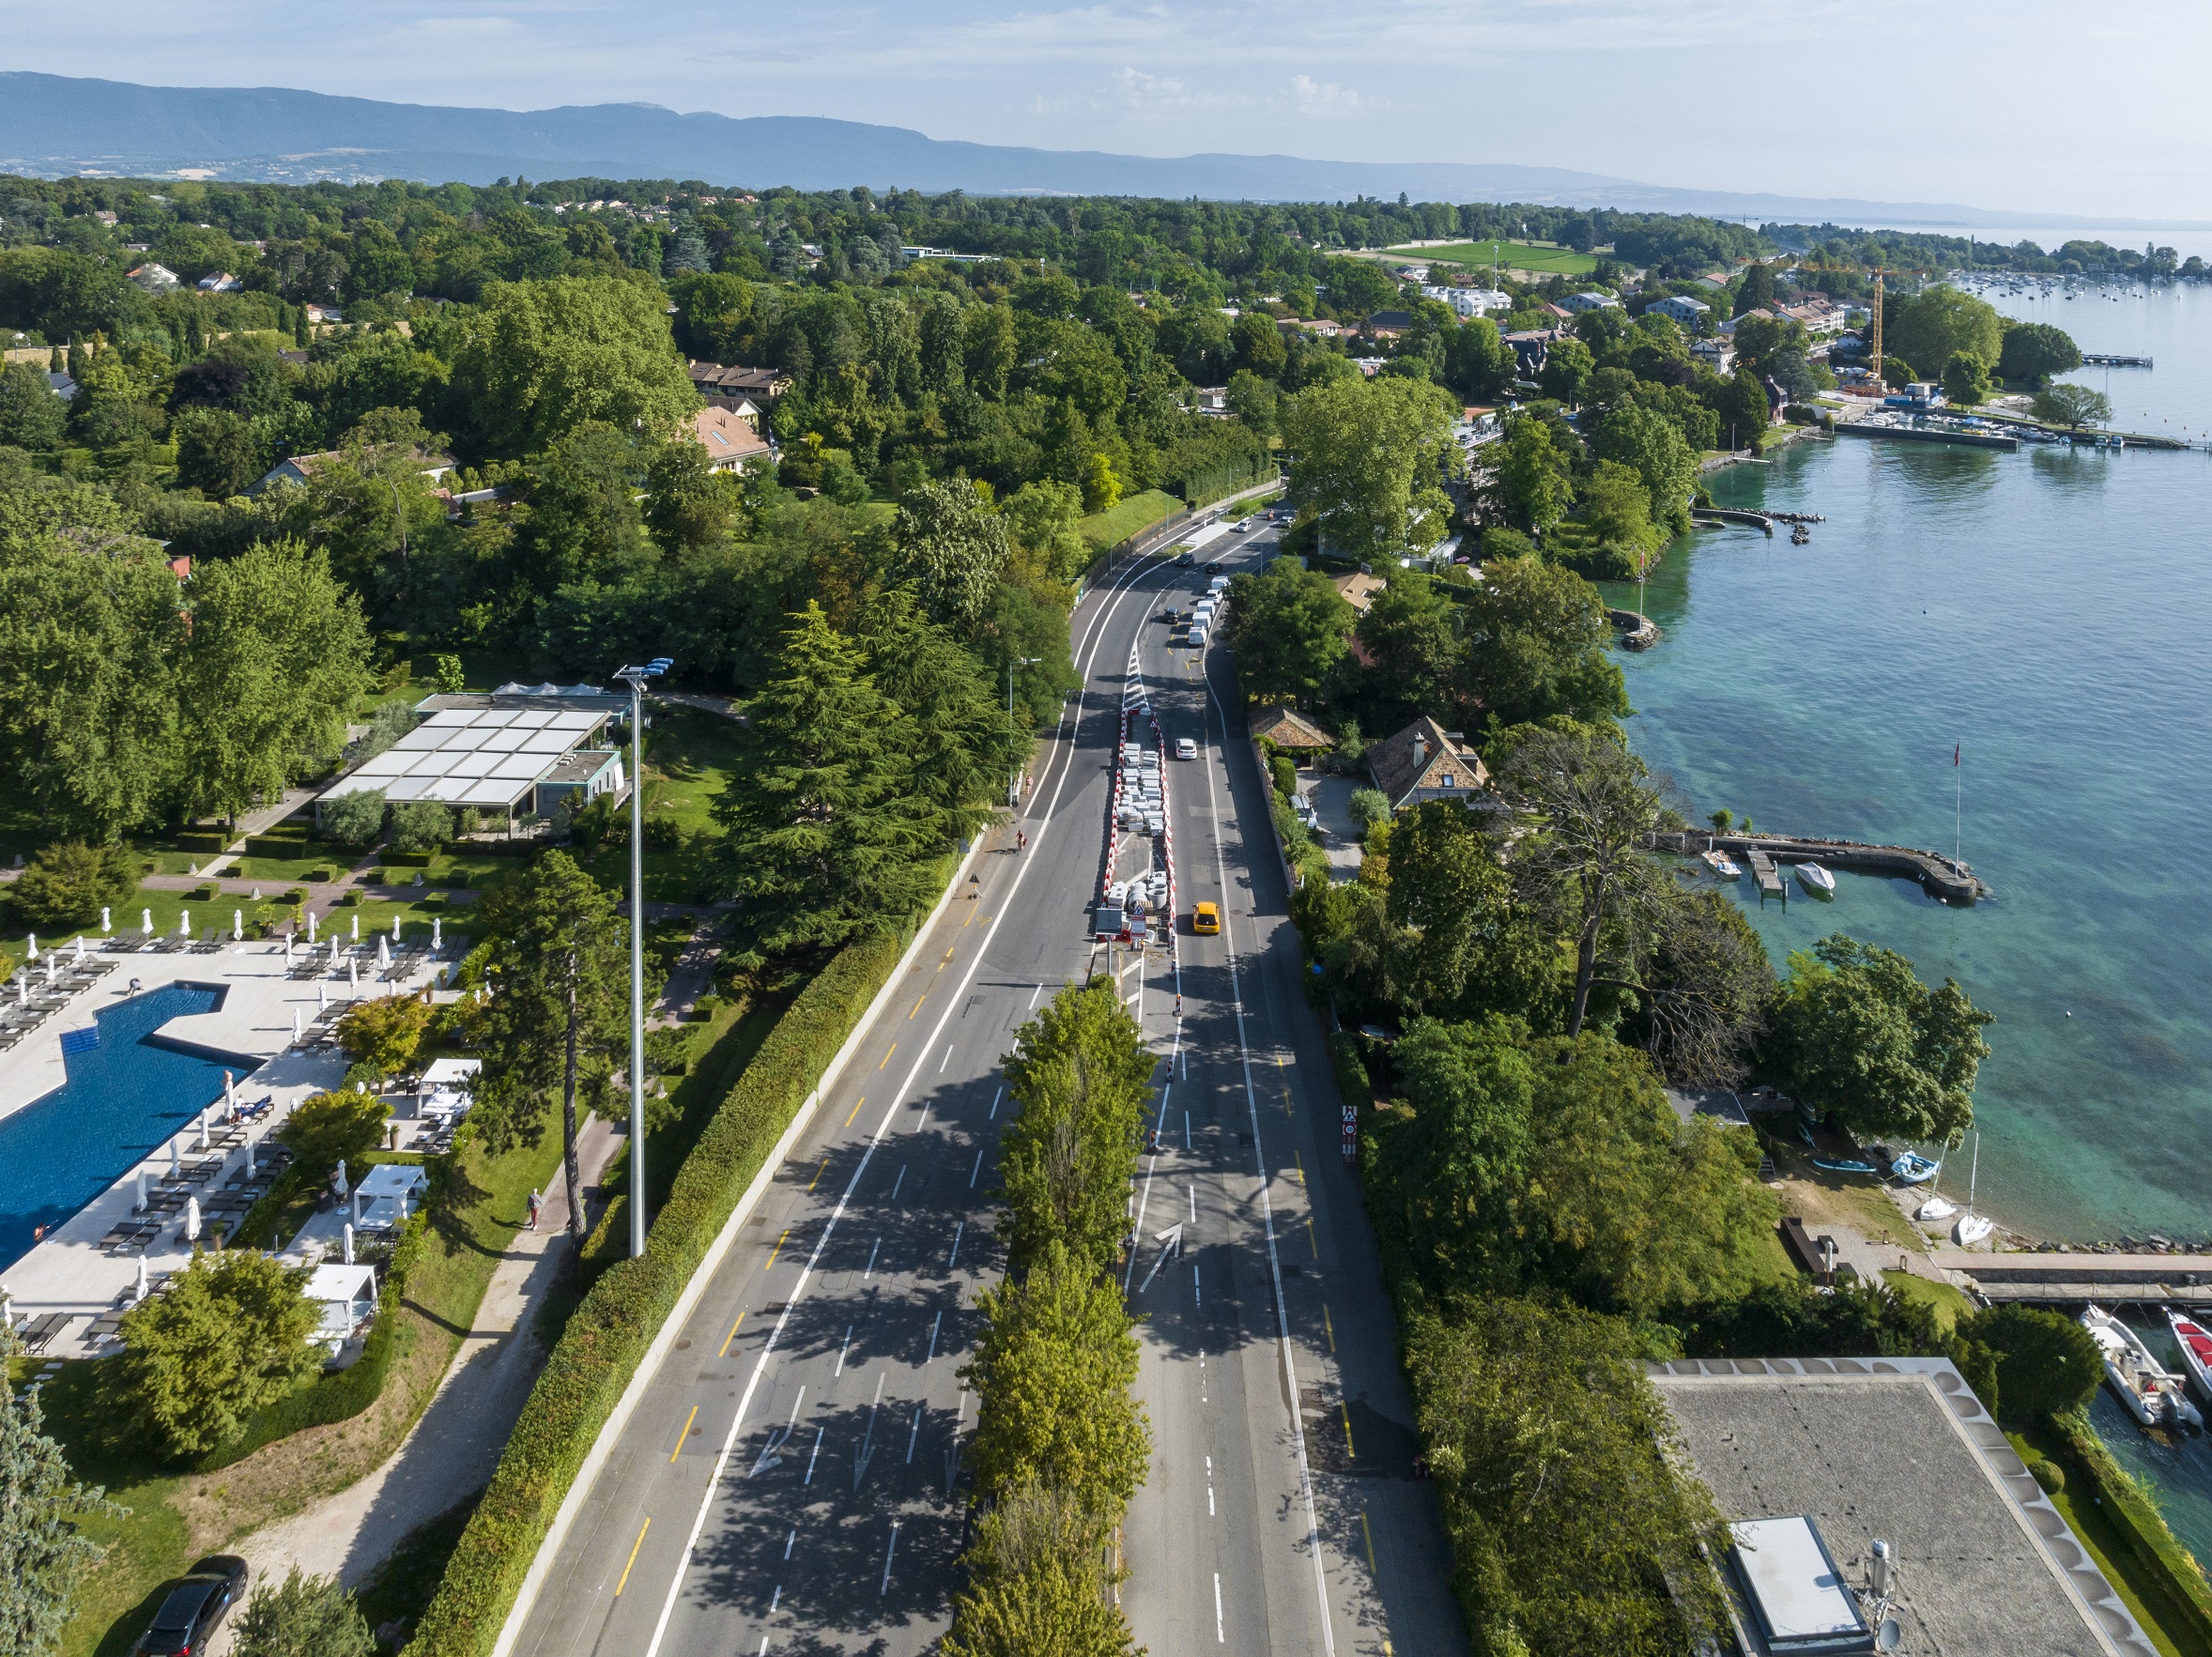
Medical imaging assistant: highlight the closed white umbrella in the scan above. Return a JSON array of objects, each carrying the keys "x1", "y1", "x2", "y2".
[
  {"x1": 317, "y1": 979, "x2": 328, "y2": 1011},
  {"x1": 223, "y1": 1070, "x2": 237, "y2": 1113},
  {"x1": 13, "y1": 978, "x2": 23, "y2": 1006},
  {"x1": 392, "y1": 913, "x2": 402, "y2": 941},
  {"x1": 308, "y1": 912, "x2": 318, "y2": 944},
  {"x1": 73, "y1": 935, "x2": 84, "y2": 961},
  {"x1": 233, "y1": 909, "x2": 243, "y2": 941},
  {"x1": 376, "y1": 936, "x2": 391, "y2": 970},
  {"x1": 196, "y1": 1110, "x2": 208, "y2": 1150},
  {"x1": 292, "y1": 1008, "x2": 302, "y2": 1044},
  {"x1": 101, "y1": 907, "x2": 112, "y2": 934},
  {"x1": 347, "y1": 958, "x2": 359, "y2": 992},
  {"x1": 251, "y1": 886, "x2": 261, "y2": 899},
  {"x1": 135, "y1": 1169, "x2": 150, "y2": 1212},
  {"x1": 169, "y1": 1137, "x2": 180, "y2": 1177},
  {"x1": 245, "y1": 1132, "x2": 256, "y2": 1175},
  {"x1": 25, "y1": 933, "x2": 36, "y2": 960},
  {"x1": 342, "y1": 1221, "x2": 355, "y2": 1265},
  {"x1": 333, "y1": 1158, "x2": 348, "y2": 1198},
  {"x1": 133, "y1": 1256, "x2": 148, "y2": 1303},
  {"x1": 141, "y1": 908, "x2": 153, "y2": 936},
  {"x1": 330, "y1": 936, "x2": 339, "y2": 964},
  {"x1": 432, "y1": 917, "x2": 442, "y2": 951},
  {"x1": 285, "y1": 932, "x2": 295, "y2": 963},
  {"x1": 183, "y1": 1195, "x2": 200, "y2": 1242},
  {"x1": 178, "y1": 911, "x2": 190, "y2": 938},
  {"x1": 350, "y1": 914, "x2": 360, "y2": 943}
]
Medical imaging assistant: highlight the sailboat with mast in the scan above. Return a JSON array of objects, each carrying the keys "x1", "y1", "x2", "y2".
[{"x1": 1952, "y1": 1132, "x2": 1994, "y2": 1246}]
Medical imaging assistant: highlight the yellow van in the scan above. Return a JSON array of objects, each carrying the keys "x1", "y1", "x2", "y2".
[{"x1": 1192, "y1": 902, "x2": 1221, "y2": 935}]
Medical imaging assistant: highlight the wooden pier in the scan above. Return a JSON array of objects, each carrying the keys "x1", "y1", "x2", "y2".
[
  {"x1": 1745, "y1": 847, "x2": 1786, "y2": 898},
  {"x1": 1928, "y1": 1250, "x2": 2212, "y2": 1307},
  {"x1": 1655, "y1": 830, "x2": 1989, "y2": 904}
]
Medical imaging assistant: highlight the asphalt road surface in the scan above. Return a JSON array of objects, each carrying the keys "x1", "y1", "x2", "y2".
[{"x1": 507, "y1": 513, "x2": 1468, "y2": 1657}]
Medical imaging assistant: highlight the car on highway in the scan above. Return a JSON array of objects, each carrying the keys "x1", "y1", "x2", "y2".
[
  {"x1": 1235, "y1": 519, "x2": 1254, "y2": 531},
  {"x1": 1204, "y1": 560, "x2": 1224, "y2": 575},
  {"x1": 1175, "y1": 552, "x2": 1195, "y2": 567},
  {"x1": 1192, "y1": 901, "x2": 1221, "y2": 934},
  {"x1": 132, "y1": 1556, "x2": 248, "y2": 1655},
  {"x1": 1175, "y1": 736, "x2": 1197, "y2": 759}
]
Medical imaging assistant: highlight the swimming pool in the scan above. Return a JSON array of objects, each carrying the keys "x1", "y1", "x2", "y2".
[{"x1": 0, "y1": 983, "x2": 261, "y2": 1271}]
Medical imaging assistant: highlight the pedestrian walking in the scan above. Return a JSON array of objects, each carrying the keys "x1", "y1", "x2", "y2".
[
  {"x1": 1016, "y1": 829, "x2": 1026, "y2": 852},
  {"x1": 526, "y1": 1189, "x2": 541, "y2": 1231}
]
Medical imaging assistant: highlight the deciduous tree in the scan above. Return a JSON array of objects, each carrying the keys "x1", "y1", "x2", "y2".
[
  {"x1": 1281, "y1": 373, "x2": 1459, "y2": 560},
  {"x1": 1220, "y1": 559, "x2": 1356, "y2": 709},
  {"x1": 333, "y1": 994, "x2": 434, "y2": 1080},
  {"x1": 1459, "y1": 557, "x2": 1628, "y2": 729},
  {"x1": 891, "y1": 479, "x2": 1012, "y2": 634},
  {"x1": 276, "y1": 1087, "x2": 389, "y2": 1181}
]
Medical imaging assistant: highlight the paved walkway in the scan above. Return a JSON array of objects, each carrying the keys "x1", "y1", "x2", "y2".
[
  {"x1": 210, "y1": 1115, "x2": 622, "y2": 1648},
  {"x1": 194, "y1": 788, "x2": 320, "y2": 878}
]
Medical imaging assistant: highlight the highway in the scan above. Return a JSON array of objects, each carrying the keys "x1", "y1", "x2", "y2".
[{"x1": 505, "y1": 514, "x2": 1467, "y2": 1657}]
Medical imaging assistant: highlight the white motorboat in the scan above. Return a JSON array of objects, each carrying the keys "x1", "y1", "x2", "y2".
[
  {"x1": 2083, "y1": 1305, "x2": 2204, "y2": 1429},
  {"x1": 2167, "y1": 1311, "x2": 2212, "y2": 1403},
  {"x1": 1915, "y1": 1192, "x2": 1958, "y2": 1221},
  {"x1": 1700, "y1": 848, "x2": 1742, "y2": 880},
  {"x1": 1795, "y1": 862, "x2": 1837, "y2": 897}
]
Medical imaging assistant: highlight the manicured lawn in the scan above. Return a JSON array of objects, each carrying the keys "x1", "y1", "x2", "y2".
[
  {"x1": 23, "y1": 1113, "x2": 568, "y2": 1656},
  {"x1": 1080, "y1": 489, "x2": 1182, "y2": 552},
  {"x1": 576, "y1": 701, "x2": 742, "y2": 906},
  {"x1": 1388, "y1": 239, "x2": 1599, "y2": 277},
  {"x1": 1878, "y1": 1268, "x2": 1978, "y2": 1332}
]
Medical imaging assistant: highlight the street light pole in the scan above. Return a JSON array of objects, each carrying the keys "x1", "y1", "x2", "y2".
[
  {"x1": 615, "y1": 656, "x2": 672, "y2": 1258},
  {"x1": 1007, "y1": 656, "x2": 1041, "y2": 807}
]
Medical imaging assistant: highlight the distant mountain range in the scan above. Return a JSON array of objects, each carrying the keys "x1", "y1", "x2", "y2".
[{"x1": 0, "y1": 71, "x2": 2196, "y2": 230}]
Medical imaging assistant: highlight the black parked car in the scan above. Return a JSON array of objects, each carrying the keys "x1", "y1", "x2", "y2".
[
  {"x1": 1203, "y1": 560, "x2": 1224, "y2": 575},
  {"x1": 133, "y1": 1556, "x2": 247, "y2": 1655},
  {"x1": 1174, "y1": 552, "x2": 1195, "y2": 567}
]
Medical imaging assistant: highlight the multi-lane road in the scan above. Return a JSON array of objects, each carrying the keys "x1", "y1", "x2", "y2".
[{"x1": 506, "y1": 516, "x2": 1467, "y2": 1657}]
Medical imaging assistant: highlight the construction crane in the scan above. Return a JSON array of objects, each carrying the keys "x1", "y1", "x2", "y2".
[{"x1": 1869, "y1": 269, "x2": 1884, "y2": 382}]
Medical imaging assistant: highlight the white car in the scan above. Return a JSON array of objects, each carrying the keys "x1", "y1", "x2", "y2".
[
  {"x1": 1175, "y1": 737, "x2": 1197, "y2": 759},
  {"x1": 1235, "y1": 519, "x2": 1254, "y2": 532}
]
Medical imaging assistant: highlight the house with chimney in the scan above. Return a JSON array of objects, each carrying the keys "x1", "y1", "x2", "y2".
[{"x1": 1366, "y1": 716, "x2": 1492, "y2": 814}]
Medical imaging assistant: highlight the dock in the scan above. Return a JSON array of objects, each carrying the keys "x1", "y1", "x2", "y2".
[
  {"x1": 2081, "y1": 353, "x2": 2153, "y2": 368},
  {"x1": 1691, "y1": 507, "x2": 1774, "y2": 534},
  {"x1": 1928, "y1": 1250, "x2": 2212, "y2": 1307},
  {"x1": 1744, "y1": 847, "x2": 1786, "y2": 898},
  {"x1": 1655, "y1": 830, "x2": 1989, "y2": 904},
  {"x1": 1835, "y1": 422, "x2": 2020, "y2": 453}
]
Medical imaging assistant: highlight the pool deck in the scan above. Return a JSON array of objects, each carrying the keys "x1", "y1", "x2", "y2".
[{"x1": 0, "y1": 935, "x2": 448, "y2": 1358}]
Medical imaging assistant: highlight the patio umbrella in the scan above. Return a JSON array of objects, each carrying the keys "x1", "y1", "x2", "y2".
[
  {"x1": 245, "y1": 1133, "x2": 256, "y2": 1175},
  {"x1": 330, "y1": 936, "x2": 340, "y2": 964},
  {"x1": 135, "y1": 1169, "x2": 149, "y2": 1212},
  {"x1": 1, "y1": 1289, "x2": 12, "y2": 1330},
  {"x1": 432, "y1": 917, "x2": 442, "y2": 951},
  {"x1": 45, "y1": 955, "x2": 56, "y2": 984},
  {"x1": 141, "y1": 909, "x2": 153, "y2": 936},
  {"x1": 101, "y1": 907, "x2": 112, "y2": 934},
  {"x1": 233, "y1": 909, "x2": 243, "y2": 941},
  {"x1": 73, "y1": 935, "x2": 84, "y2": 961},
  {"x1": 13, "y1": 978, "x2": 23, "y2": 1006},
  {"x1": 25, "y1": 933, "x2": 36, "y2": 959},
  {"x1": 292, "y1": 1008, "x2": 302, "y2": 1044},
  {"x1": 317, "y1": 979, "x2": 327, "y2": 1010},
  {"x1": 350, "y1": 914, "x2": 360, "y2": 943},
  {"x1": 333, "y1": 1158, "x2": 348, "y2": 1197},
  {"x1": 376, "y1": 936, "x2": 391, "y2": 970},
  {"x1": 132, "y1": 1257, "x2": 147, "y2": 1303},
  {"x1": 343, "y1": 1222, "x2": 355, "y2": 1265},
  {"x1": 177, "y1": 912, "x2": 190, "y2": 938},
  {"x1": 349, "y1": 1189, "x2": 362, "y2": 1225},
  {"x1": 196, "y1": 1110, "x2": 208, "y2": 1150},
  {"x1": 308, "y1": 912, "x2": 318, "y2": 944},
  {"x1": 347, "y1": 958, "x2": 359, "y2": 991},
  {"x1": 169, "y1": 1137, "x2": 180, "y2": 1177},
  {"x1": 392, "y1": 913, "x2": 402, "y2": 942},
  {"x1": 285, "y1": 932, "x2": 295, "y2": 963},
  {"x1": 224, "y1": 1070, "x2": 236, "y2": 1113},
  {"x1": 183, "y1": 1196, "x2": 200, "y2": 1242},
  {"x1": 251, "y1": 887, "x2": 261, "y2": 899}
]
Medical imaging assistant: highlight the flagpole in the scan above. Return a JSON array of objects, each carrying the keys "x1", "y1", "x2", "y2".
[{"x1": 1955, "y1": 742, "x2": 1961, "y2": 864}]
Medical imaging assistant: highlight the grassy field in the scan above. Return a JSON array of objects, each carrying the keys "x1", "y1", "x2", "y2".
[
  {"x1": 1878, "y1": 1268, "x2": 1978, "y2": 1331},
  {"x1": 575, "y1": 699, "x2": 743, "y2": 906},
  {"x1": 1387, "y1": 239, "x2": 1600, "y2": 277},
  {"x1": 1079, "y1": 488, "x2": 1181, "y2": 552},
  {"x1": 14, "y1": 1112, "x2": 568, "y2": 1656}
]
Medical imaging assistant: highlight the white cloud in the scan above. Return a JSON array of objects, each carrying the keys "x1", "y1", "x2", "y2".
[{"x1": 1289, "y1": 74, "x2": 1363, "y2": 116}]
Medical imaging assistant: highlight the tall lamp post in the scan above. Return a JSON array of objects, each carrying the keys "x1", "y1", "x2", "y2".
[
  {"x1": 1007, "y1": 656, "x2": 1041, "y2": 807},
  {"x1": 615, "y1": 656, "x2": 673, "y2": 1258}
]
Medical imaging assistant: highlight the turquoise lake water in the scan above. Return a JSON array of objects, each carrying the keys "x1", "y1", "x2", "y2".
[{"x1": 1600, "y1": 277, "x2": 2212, "y2": 1580}]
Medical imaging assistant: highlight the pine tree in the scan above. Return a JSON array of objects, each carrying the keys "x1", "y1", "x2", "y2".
[
  {"x1": 0, "y1": 1339, "x2": 123, "y2": 1657},
  {"x1": 474, "y1": 851, "x2": 631, "y2": 1249},
  {"x1": 857, "y1": 590, "x2": 1020, "y2": 845},
  {"x1": 231, "y1": 1568, "x2": 376, "y2": 1657},
  {"x1": 714, "y1": 603, "x2": 943, "y2": 959}
]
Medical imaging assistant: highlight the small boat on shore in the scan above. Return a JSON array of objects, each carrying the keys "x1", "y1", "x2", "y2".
[
  {"x1": 2084, "y1": 1305, "x2": 2204, "y2": 1429},
  {"x1": 1795, "y1": 862, "x2": 1837, "y2": 897},
  {"x1": 1916, "y1": 1192, "x2": 1958, "y2": 1221},
  {"x1": 1700, "y1": 848, "x2": 1742, "y2": 880},
  {"x1": 1891, "y1": 1152, "x2": 1942, "y2": 1185},
  {"x1": 1812, "y1": 1156, "x2": 1879, "y2": 1176},
  {"x1": 1952, "y1": 1132, "x2": 1993, "y2": 1246}
]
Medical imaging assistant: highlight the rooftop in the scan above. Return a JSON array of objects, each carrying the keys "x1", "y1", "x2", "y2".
[
  {"x1": 1649, "y1": 1357, "x2": 2155, "y2": 1657},
  {"x1": 318, "y1": 704, "x2": 614, "y2": 811}
]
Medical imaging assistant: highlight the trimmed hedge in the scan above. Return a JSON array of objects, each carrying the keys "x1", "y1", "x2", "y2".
[
  {"x1": 405, "y1": 927, "x2": 915, "y2": 1657},
  {"x1": 175, "y1": 831, "x2": 229, "y2": 853},
  {"x1": 2061, "y1": 1419, "x2": 2212, "y2": 1643},
  {"x1": 385, "y1": 849, "x2": 436, "y2": 867},
  {"x1": 244, "y1": 833, "x2": 312, "y2": 857},
  {"x1": 1077, "y1": 488, "x2": 1183, "y2": 554}
]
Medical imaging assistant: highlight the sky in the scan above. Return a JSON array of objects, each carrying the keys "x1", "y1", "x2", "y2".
[{"x1": 18, "y1": 0, "x2": 2212, "y2": 222}]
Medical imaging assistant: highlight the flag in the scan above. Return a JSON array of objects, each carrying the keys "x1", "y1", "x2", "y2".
[{"x1": 59, "y1": 1024, "x2": 99, "y2": 1056}]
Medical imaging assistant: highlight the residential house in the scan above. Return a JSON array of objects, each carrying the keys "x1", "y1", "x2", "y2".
[
  {"x1": 1330, "y1": 571, "x2": 1388, "y2": 615},
  {"x1": 1647, "y1": 294, "x2": 1711, "y2": 329},
  {"x1": 1697, "y1": 272, "x2": 1731, "y2": 291},
  {"x1": 1559, "y1": 291, "x2": 1622, "y2": 315},
  {"x1": 688, "y1": 361, "x2": 794, "y2": 405},
  {"x1": 1249, "y1": 705, "x2": 1334, "y2": 752},
  {"x1": 1421, "y1": 284, "x2": 1510, "y2": 318},
  {"x1": 250, "y1": 447, "x2": 455, "y2": 495},
  {"x1": 1538, "y1": 300, "x2": 1574, "y2": 321},
  {"x1": 1352, "y1": 357, "x2": 1389, "y2": 377},
  {"x1": 45, "y1": 372, "x2": 76, "y2": 400},
  {"x1": 1779, "y1": 298, "x2": 1852, "y2": 337},
  {"x1": 1689, "y1": 338, "x2": 1737, "y2": 375},
  {"x1": 302, "y1": 303, "x2": 343, "y2": 324},
  {"x1": 126, "y1": 263, "x2": 179, "y2": 293},
  {"x1": 1363, "y1": 310, "x2": 1416, "y2": 338},
  {"x1": 688, "y1": 404, "x2": 774, "y2": 472},
  {"x1": 1299, "y1": 318, "x2": 1345, "y2": 339},
  {"x1": 1715, "y1": 308, "x2": 1774, "y2": 337},
  {"x1": 1190, "y1": 386, "x2": 1230, "y2": 414},
  {"x1": 1366, "y1": 717, "x2": 1490, "y2": 814},
  {"x1": 196, "y1": 271, "x2": 243, "y2": 293},
  {"x1": 1503, "y1": 330, "x2": 1552, "y2": 376}
]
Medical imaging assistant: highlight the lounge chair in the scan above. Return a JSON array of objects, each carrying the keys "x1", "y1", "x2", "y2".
[{"x1": 21, "y1": 1312, "x2": 71, "y2": 1354}]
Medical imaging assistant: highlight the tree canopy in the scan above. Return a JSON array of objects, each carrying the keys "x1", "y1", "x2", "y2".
[
  {"x1": 1281, "y1": 373, "x2": 1459, "y2": 560},
  {"x1": 115, "y1": 1250, "x2": 321, "y2": 1458},
  {"x1": 1220, "y1": 560, "x2": 1357, "y2": 709}
]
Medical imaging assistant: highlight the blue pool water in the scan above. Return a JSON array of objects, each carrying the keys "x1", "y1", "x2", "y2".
[{"x1": 0, "y1": 983, "x2": 259, "y2": 1271}]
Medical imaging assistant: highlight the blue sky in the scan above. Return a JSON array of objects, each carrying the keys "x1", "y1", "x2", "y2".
[{"x1": 23, "y1": 0, "x2": 2212, "y2": 220}]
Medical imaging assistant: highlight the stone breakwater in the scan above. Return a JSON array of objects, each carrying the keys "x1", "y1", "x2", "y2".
[{"x1": 1651, "y1": 829, "x2": 1989, "y2": 904}]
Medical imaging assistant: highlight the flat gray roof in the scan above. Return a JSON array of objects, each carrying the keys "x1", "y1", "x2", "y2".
[
  {"x1": 1648, "y1": 1357, "x2": 2155, "y2": 1657},
  {"x1": 317, "y1": 706, "x2": 610, "y2": 810}
]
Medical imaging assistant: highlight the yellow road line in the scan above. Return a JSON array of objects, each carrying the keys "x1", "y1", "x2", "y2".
[
  {"x1": 671, "y1": 1404, "x2": 699, "y2": 1463},
  {"x1": 909, "y1": 994, "x2": 928, "y2": 1020},
  {"x1": 1361, "y1": 1510, "x2": 1377, "y2": 1576},
  {"x1": 845, "y1": 1094, "x2": 867, "y2": 1128},
  {"x1": 718, "y1": 1312, "x2": 745, "y2": 1358},
  {"x1": 1307, "y1": 1218, "x2": 1319, "y2": 1259},
  {"x1": 878, "y1": 1046, "x2": 896, "y2": 1069},
  {"x1": 807, "y1": 1156, "x2": 829, "y2": 1192},
  {"x1": 761, "y1": 1229, "x2": 790, "y2": 1272},
  {"x1": 1323, "y1": 1303, "x2": 1336, "y2": 1353},
  {"x1": 1342, "y1": 1403, "x2": 1357, "y2": 1462},
  {"x1": 1294, "y1": 1151, "x2": 1304, "y2": 1185},
  {"x1": 615, "y1": 1516, "x2": 651, "y2": 1595}
]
